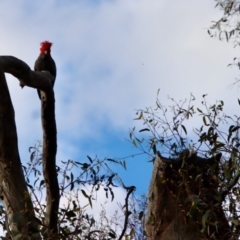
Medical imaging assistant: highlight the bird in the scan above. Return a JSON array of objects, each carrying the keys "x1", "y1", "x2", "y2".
[{"x1": 34, "y1": 41, "x2": 57, "y2": 99}]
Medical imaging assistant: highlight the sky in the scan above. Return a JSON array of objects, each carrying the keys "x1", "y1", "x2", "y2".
[{"x1": 0, "y1": 0, "x2": 240, "y2": 222}]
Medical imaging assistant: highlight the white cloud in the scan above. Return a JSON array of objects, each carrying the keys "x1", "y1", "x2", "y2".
[{"x1": 0, "y1": 0, "x2": 238, "y2": 193}]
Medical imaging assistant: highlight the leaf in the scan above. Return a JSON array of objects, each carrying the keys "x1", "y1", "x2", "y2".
[
  {"x1": 225, "y1": 31, "x2": 228, "y2": 42},
  {"x1": 228, "y1": 125, "x2": 234, "y2": 141},
  {"x1": 219, "y1": 31, "x2": 222, "y2": 40},
  {"x1": 229, "y1": 29, "x2": 235, "y2": 38},
  {"x1": 156, "y1": 101, "x2": 161, "y2": 109},
  {"x1": 33, "y1": 216, "x2": 42, "y2": 225},
  {"x1": 181, "y1": 125, "x2": 187, "y2": 135},
  {"x1": 231, "y1": 217, "x2": 239, "y2": 226},
  {"x1": 122, "y1": 160, "x2": 126, "y2": 170},
  {"x1": 202, "y1": 210, "x2": 210, "y2": 230},
  {"x1": 152, "y1": 142, "x2": 157, "y2": 155},
  {"x1": 81, "y1": 190, "x2": 92, "y2": 208},
  {"x1": 33, "y1": 178, "x2": 39, "y2": 187},
  {"x1": 134, "y1": 112, "x2": 143, "y2": 120},
  {"x1": 135, "y1": 137, "x2": 143, "y2": 143},
  {"x1": 13, "y1": 234, "x2": 22, "y2": 240},
  {"x1": 203, "y1": 116, "x2": 209, "y2": 126},
  {"x1": 232, "y1": 126, "x2": 240, "y2": 132},
  {"x1": 70, "y1": 182, "x2": 74, "y2": 191},
  {"x1": 29, "y1": 147, "x2": 33, "y2": 152},
  {"x1": 81, "y1": 189, "x2": 89, "y2": 199},
  {"x1": 65, "y1": 175, "x2": 70, "y2": 181},
  {"x1": 119, "y1": 160, "x2": 127, "y2": 170},
  {"x1": 229, "y1": 125, "x2": 234, "y2": 132},
  {"x1": 30, "y1": 151, "x2": 35, "y2": 162},
  {"x1": 108, "y1": 230, "x2": 117, "y2": 238},
  {"x1": 88, "y1": 197, "x2": 92, "y2": 208},
  {"x1": 139, "y1": 128, "x2": 150, "y2": 132},
  {"x1": 39, "y1": 180, "x2": 45, "y2": 188},
  {"x1": 138, "y1": 211, "x2": 144, "y2": 220},
  {"x1": 87, "y1": 155, "x2": 93, "y2": 163},
  {"x1": 26, "y1": 183, "x2": 33, "y2": 190},
  {"x1": 132, "y1": 139, "x2": 137, "y2": 147},
  {"x1": 81, "y1": 163, "x2": 90, "y2": 170},
  {"x1": 107, "y1": 158, "x2": 117, "y2": 163},
  {"x1": 129, "y1": 131, "x2": 132, "y2": 139},
  {"x1": 109, "y1": 187, "x2": 114, "y2": 201},
  {"x1": 66, "y1": 210, "x2": 76, "y2": 218}
]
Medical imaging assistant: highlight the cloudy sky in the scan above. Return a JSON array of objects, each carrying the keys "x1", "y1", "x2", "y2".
[{"x1": 0, "y1": 0, "x2": 239, "y2": 212}]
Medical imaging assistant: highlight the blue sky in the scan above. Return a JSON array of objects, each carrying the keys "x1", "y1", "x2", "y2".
[{"x1": 1, "y1": 0, "x2": 240, "y2": 205}]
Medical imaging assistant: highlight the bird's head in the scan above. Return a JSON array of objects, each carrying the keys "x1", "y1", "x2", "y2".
[{"x1": 39, "y1": 41, "x2": 53, "y2": 55}]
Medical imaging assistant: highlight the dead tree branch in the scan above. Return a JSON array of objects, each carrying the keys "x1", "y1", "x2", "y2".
[
  {"x1": 0, "y1": 56, "x2": 59, "y2": 239},
  {"x1": 0, "y1": 60, "x2": 41, "y2": 239}
]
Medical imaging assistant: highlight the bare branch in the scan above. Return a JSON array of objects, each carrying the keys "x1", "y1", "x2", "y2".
[
  {"x1": 0, "y1": 61, "x2": 41, "y2": 239},
  {"x1": 0, "y1": 56, "x2": 54, "y2": 90},
  {"x1": 0, "y1": 55, "x2": 59, "y2": 239}
]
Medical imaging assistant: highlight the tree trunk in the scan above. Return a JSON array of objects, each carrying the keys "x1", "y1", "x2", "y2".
[
  {"x1": 0, "y1": 56, "x2": 59, "y2": 239},
  {"x1": 0, "y1": 63, "x2": 41, "y2": 239},
  {"x1": 41, "y1": 90, "x2": 59, "y2": 238},
  {"x1": 145, "y1": 151, "x2": 232, "y2": 240}
]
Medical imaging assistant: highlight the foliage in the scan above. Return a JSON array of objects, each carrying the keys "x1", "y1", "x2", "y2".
[
  {"x1": 208, "y1": 0, "x2": 240, "y2": 79},
  {"x1": 209, "y1": 1, "x2": 240, "y2": 45},
  {"x1": 130, "y1": 91, "x2": 240, "y2": 238},
  {"x1": 0, "y1": 145, "x2": 147, "y2": 240}
]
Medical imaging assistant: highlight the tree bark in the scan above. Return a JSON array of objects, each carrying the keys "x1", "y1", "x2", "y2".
[
  {"x1": 0, "y1": 56, "x2": 59, "y2": 239},
  {"x1": 145, "y1": 151, "x2": 232, "y2": 240},
  {"x1": 0, "y1": 62, "x2": 41, "y2": 239},
  {"x1": 41, "y1": 90, "x2": 59, "y2": 238}
]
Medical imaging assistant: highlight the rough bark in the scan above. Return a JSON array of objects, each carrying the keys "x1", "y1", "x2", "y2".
[
  {"x1": 0, "y1": 62, "x2": 41, "y2": 239},
  {"x1": 41, "y1": 90, "x2": 59, "y2": 238},
  {"x1": 0, "y1": 56, "x2": 54, "y2": 90},
  {"x1": 0, "y1": 56, "x2": 59, "y2": 239},
  {"x1": 145, "y1": 150, "x2": 232, "y2": 240}
]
